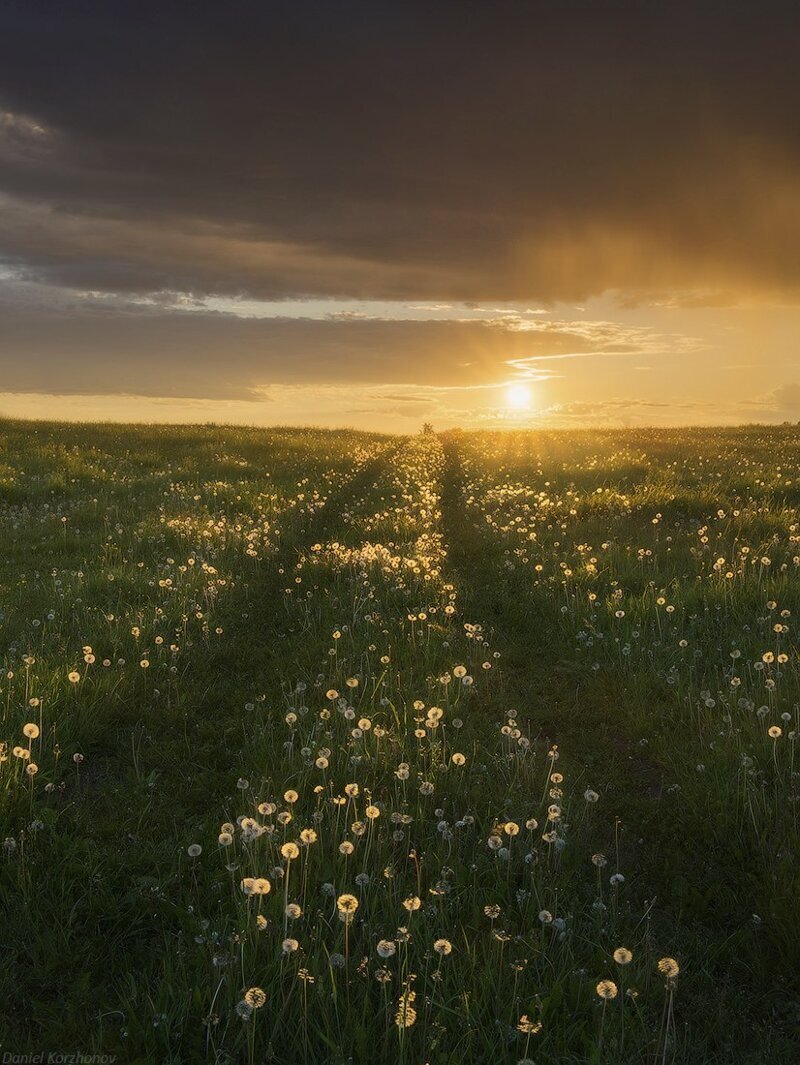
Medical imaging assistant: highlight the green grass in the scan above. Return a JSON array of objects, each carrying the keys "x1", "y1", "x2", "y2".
[{"x1": 0, "y1": 419, "x2": 798, "y2": 1063}]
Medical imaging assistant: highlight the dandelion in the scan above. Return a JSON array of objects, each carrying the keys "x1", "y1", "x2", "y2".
[
  {"x1": 657, "y1": 956, "x2": 680, "y2": 981},
  {"x1": 433, "y1": 938, "x2": 452, "y2": 955},
  {"x1": 596, "y1": 980, "x2": 618, "y2": 999},
  {"x1": 517, "y1": 1015, "x2": 542, "y2": 1034},
  {"x1": 244, "y1": 987, "x2": 266, "y2": 1009},
  {"x1": 22, "y1": 723, "x2": 39, "y2": 740},
  {"x1": 402, "y1": 896, "x2": 421, "y2": 912},
  {"x1": 281, "y1": 842, "x2": 300, "y2": 861},
  {"x1": 377, "y1": 939, "x2": 397, "y2": 958},
  {"x1": 336, "y1": 893, "x2": 359, "y2": 920},
  {"x1": 614, "y1": 947, "x2": 633, "y2": 965},
  {"x1": 187, "y1": 844, "x2": 202, "y2": 858},
  {"x1": 282, "y1": 938, "x2": 299, "y2": 954}
]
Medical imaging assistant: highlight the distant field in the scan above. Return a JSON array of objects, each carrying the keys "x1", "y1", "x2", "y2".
[{"x1": 1, "y1": 420, "x2": 798, "y2": 1063}]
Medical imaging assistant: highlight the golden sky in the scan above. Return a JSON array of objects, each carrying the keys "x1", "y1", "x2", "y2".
[{"x1": 1, "y1": 3, "x2": 799, "y2": 429}]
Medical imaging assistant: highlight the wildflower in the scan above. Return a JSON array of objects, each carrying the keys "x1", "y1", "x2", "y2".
[
  {"x1": 22, "y1": 723, "x2": 39, "y2": 740},
  {"x1": 281, "y1": 842, "x2": 300, "y2": 861},
  {"x1": 433, "y1": 938, "x2": 452, "y2": 955},
  {"x1": 337, "y1": 894, "x2": 359, "y2": 921},
  {"x1": 187, "y1": 844, "x2": 202, "y2": 857},
  {"x1": 402, "y1": 896, "x2": 421, "y2": 912},
  {"x1": 395, "y1": 989, "x2": 417, "y2": 1028},
  {"x1": 244, "y1": 988, "x2": 266, "y2": 1009},
  {"x1": 596, "y1": 980, "x2": 618, "y2": 1000},
  {"x1": 282, "y1": 938, "x2": 300, "y2": 954},
  {"x1": 614, "y1": 947, "x2": 633, "y2": 965},
  {"x1": 657, "y1": 956, "x2": 680, "y2": 980},
  {"x1": 517, "y1": 1015, "x2": 542, "y2": 1034},
  {"x1": 377, "y1": 939, "x2": 397, "y2": 958}
]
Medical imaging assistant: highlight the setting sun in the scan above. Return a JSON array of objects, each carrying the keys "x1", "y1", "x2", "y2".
[{"x1": 505, "y1": 382, "x2": 532, "y2": 411}]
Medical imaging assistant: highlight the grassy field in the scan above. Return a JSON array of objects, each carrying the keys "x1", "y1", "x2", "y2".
[{"x1": 0, "y1": 420, "x2": 798, "y2": 1064}]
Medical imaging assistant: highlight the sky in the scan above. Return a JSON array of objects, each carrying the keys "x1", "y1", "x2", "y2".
[{"x1": 1, "y1": 0, "x2": 799, "y2": 431}]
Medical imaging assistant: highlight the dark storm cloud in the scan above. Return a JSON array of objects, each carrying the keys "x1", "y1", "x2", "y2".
[{"x1": 1, "y1": 0, "x2": 799, "y2": 304}]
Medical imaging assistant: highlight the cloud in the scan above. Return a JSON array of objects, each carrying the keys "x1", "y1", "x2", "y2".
[
  {"x1": 767, "y1": 382, "x2": 800, "y2": 415},
  {"x1": 742, "y1": 382, "x2": 800, "y2": 421},
  {"x1": 0, "y1": 273, "x2": 707, "y2": 400},
  {"x1": 0, "y1": 3, "x2": 798, "y2": 306}
]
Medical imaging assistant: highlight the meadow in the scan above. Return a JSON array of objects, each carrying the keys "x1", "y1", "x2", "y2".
[{"x1": 0, "y1": 419, "x2": 798, "y2": 1064}]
